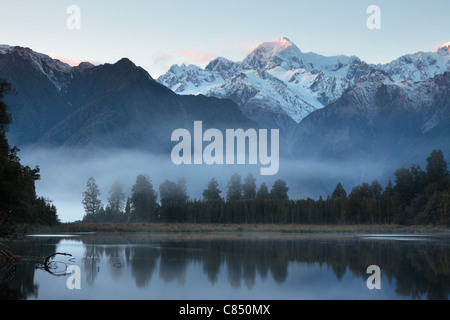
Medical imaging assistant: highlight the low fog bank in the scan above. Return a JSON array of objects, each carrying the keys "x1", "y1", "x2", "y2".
[{"x1": 18, "y1": 147, "x2": 395, "y2": 223}]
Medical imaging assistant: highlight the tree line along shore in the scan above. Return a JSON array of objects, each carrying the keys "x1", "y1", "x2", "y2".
[
  {"x1": 39, "y1": 222, "x2": 448, "y2": 235},
  {"x1": 80, "y1": 149, "x2": 450, "y2": 227}
]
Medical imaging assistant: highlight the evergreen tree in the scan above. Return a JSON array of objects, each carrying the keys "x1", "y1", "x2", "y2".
[
  {"x1": 380, "y1": 179, "x2": 396, "y2": 224},
  {"x1": 82, "y1": 177, "x2": 102, "y2": 220},
  {"x1": 410, "y1": 164, "x2": 426, "y2": 196},
  {"x1": 124, "y1": 197, "x2": 132, "y2": 222},
  {"x1": 96, "y1": 205, "x2": 106, "y2": 222},
  {"x1": 159, "y1": 177, "x2": 189, "y2": 222},
  {"x1": 203, "y1": 178, "x2": 222, "y2": 201},
  {"x1": 270, "y1": 179, "x2": 289, "y2": 200},
  {"x1": 256, "y1": 183, "x2": 270, "y2": 199},
  {"x1": 348, "y1": 184, "x2": 369, "y2": 224},
  {"x1": 159, "y1": 177, "x2": 189, "y2": 205},
  {"x1": 131, "y1": 174, "x2": 158, "y2": 222},
  {"x1": 227, "y1": 174, "x2": 242, "y2": 201},
  {"x1": 332, "y1": 183, "x2": 347, "y2": 200},
  {"x1": 370, "y1": 180, "x2": 383, "y2": 198},
  {"x1": 34, "y1": 197, "x2": 59, "y2": 225},
  {"x1": 425, "y1": 149, "x2": 449, "y2": 191},
  {"x1": 242, "y1": 173, "x2": 257, "y2": 199},
  {"x1": 393, "y1": 167, "x2": 416, "y2": 206},
  {"x1": 331, "y1": 183, "x2": 347, "y2": 224},
  {"x1": 0, "y1": 79, "x2": 58, "y2": 226},
  {"x1": 108, "y1": 180, "x2": 126, "y2": 213},
  {"x1": 0, "y1": 80, "x2": 12, "y2": 134}
]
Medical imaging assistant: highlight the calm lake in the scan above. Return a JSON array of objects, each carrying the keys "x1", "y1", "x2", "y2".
[{"x1": 1, "y1": 232, "x2": 449, "y2": 300}]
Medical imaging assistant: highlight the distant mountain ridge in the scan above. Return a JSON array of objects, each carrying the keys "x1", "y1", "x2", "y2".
[
  {"x1": 0, "y1": 45, "x2": 255, "y2": 150},
  {"x1": 293, "y1": 69, "x2": 450, "y2": 168},
  {"x1": 157, "y1": 38, "x2": 450, "y2": 132}
]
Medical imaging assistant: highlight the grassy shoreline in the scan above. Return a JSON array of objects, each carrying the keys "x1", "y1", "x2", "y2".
[{"x1": 25, "y1": 222, "x2": 450, "y2": 235}]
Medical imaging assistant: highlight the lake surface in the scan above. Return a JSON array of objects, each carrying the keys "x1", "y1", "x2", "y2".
[{"x1": 1, "y1": 232, "x2": 449, "y2": 300}]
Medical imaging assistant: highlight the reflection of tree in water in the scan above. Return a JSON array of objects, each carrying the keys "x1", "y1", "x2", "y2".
[
  {"x1": 267, "y1": 241, "x2": 289, "y2": 284},
  {"x1": 103, "y1": 246, "x2": 125, "y2": 281},
  {"x1": 201, "y1": 241, "x2": 224, "y2": 284},
  {"x1": 225, "y1": 243, "x2": 243, "y2": 289},
  {"x1": 1, "y1": 237, "x2": 59, "y2": 299},
  {"x1": 117, "y1": 238, "x2": 448, "y2": 299},
  {"x1": 130, "y1": 246, "x2": 159, "y2": 288},
  {"x1": 84, "y1": 244, "x2": 102, "y2": 286},
  {"x1": 287, "y1": 238, "x2": 450, "y2": 300},
  {"x1": 223, "y1": 240, "x2": 289, "y2": 289},
  {"x1": 6, "y1": 236, "x2": 447, "y2": 300},
  {"x1": 172, "y1": 238, "x2": 449, "y2": 299},
  {"x1": 243, "y1": 258, "x2": 256, "y2": 289},
  {"x1": 222, "y1": 241, "x2": 284, "y2": 289},
  {"x1": 377, "y1": 243, "x2": 450, "y2": 300},
  {"x1": 159, "y1": 242, "x2": 203, "y2": 285}
]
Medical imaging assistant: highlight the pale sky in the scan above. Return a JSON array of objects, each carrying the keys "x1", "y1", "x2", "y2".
[{"x1": 0, "y1": 0, "x2": 449, "y2": 77}]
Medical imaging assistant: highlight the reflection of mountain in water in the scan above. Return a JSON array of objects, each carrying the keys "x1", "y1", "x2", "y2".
[{"x1": 1, "y1": 237, "x2": 449, "y2": 300}]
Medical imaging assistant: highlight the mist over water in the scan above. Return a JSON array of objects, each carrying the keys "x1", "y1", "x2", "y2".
[{"x1": 19, "y1": 147, "x2": 393, "y2": 223}]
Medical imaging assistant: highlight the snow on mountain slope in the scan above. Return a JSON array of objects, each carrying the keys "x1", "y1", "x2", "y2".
[
  {"x1": 157, "y1": 38, "x2": 450, "y2": 126},
  {"x1": 157, "y1": 37, "x2": 370, "y2": 125},
  {"x1": 0, "y1": 45, "x2": 12, "y2": 54},
  {"x1": 292, "y1": 70, "x2": 450, "y2": 169},
  {"x1": 0, "y1": 45, "x2": 96, "y2": 92},
  {"x1": 157, "y1": 63, "x2": 225, "y2": 95},
  {"x1": 209, "y1": 69, "x2": 322, "y2": 123},
  {"x1": 15, "y1": 47, "x2": 72, "y2": 91},
  {"x1": 379, "y1": 43, "x2": 450, "y2": 82}
]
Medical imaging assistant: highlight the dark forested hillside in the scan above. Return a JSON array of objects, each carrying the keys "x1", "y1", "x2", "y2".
[
  {"x1": 0, "y1": 79, "x2": 59, "y2": 227},
  {"x1": 0, "y1": 47, "x2": 255, "y2": 150}
]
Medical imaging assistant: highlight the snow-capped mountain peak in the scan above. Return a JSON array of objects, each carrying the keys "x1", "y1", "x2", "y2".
[
  {"x1": 251, "y1": 37, "x2": 296, "y2": 55},
  {"x1": 157, "y1": 38, "x2": 450, "y2": 129},
  {"x1": 378, "y1": 41, "x2": 450, "y2": 82},
  {"x1": 241, "y1": 37, "x2": 303, "y2": 71},
  {"x1": 436, "y1": 41, "x2": 450, "y2": 56},
  {"x1": 0, "y1": 45, "x2": 12, "y2": 54},
  {"x1": 157, "y1": 37, "x2": 374, "y2": 127},
  {"x1": 205, "y1": 57, "x2": 238, "y2": 80}
]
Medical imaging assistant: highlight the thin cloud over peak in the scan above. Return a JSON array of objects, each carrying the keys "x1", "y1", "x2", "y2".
[{"x1": 48, "y1": 53, "x2": 102, "y2": 67}]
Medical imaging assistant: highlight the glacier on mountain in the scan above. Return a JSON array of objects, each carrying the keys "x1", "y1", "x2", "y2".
[{"x1": 157, "y1": 38, "x2": 450, "y2": 126}]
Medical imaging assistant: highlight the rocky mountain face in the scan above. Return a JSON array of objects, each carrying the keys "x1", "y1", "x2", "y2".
[
  {"x1": 157, "y1": 39, "x2": 450, "y2": 188},
  {"x1": 0, "y1": 45, "x2": 255, "y2": 151},
  {"x1": 158, "y1": 38, "x2": 372, "y2": 134},
  {"x1": 293, "y1": 70, "x2": 450, "y2": 170},
  {"x1": 157, "y1": 38, "x2": 450, "y2": 137},
  {"x1": 378, "y1": 42, "x2": 450, "y2": 82}
]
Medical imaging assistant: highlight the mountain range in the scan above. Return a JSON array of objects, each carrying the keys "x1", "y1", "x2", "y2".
[
  {"x1": 293, "y1": 70, "x2": 450, "y2": 165},
  {"x1": 158, "y1": 38, "x2": 450, "y2": 133},
  {"x1": 0, "y1": 39, "x2": 449, "y2": 196},
  {"x1": 158, "y1": 38, "x2": 450, "y2": 173},
  {"x1": 0, "y1": 45, "x2": 255, "y2": 151}
]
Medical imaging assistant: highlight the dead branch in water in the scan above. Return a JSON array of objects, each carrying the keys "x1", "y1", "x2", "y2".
[{"x1": 35, "y1": 252, "x2": 73, "y2": 276}]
